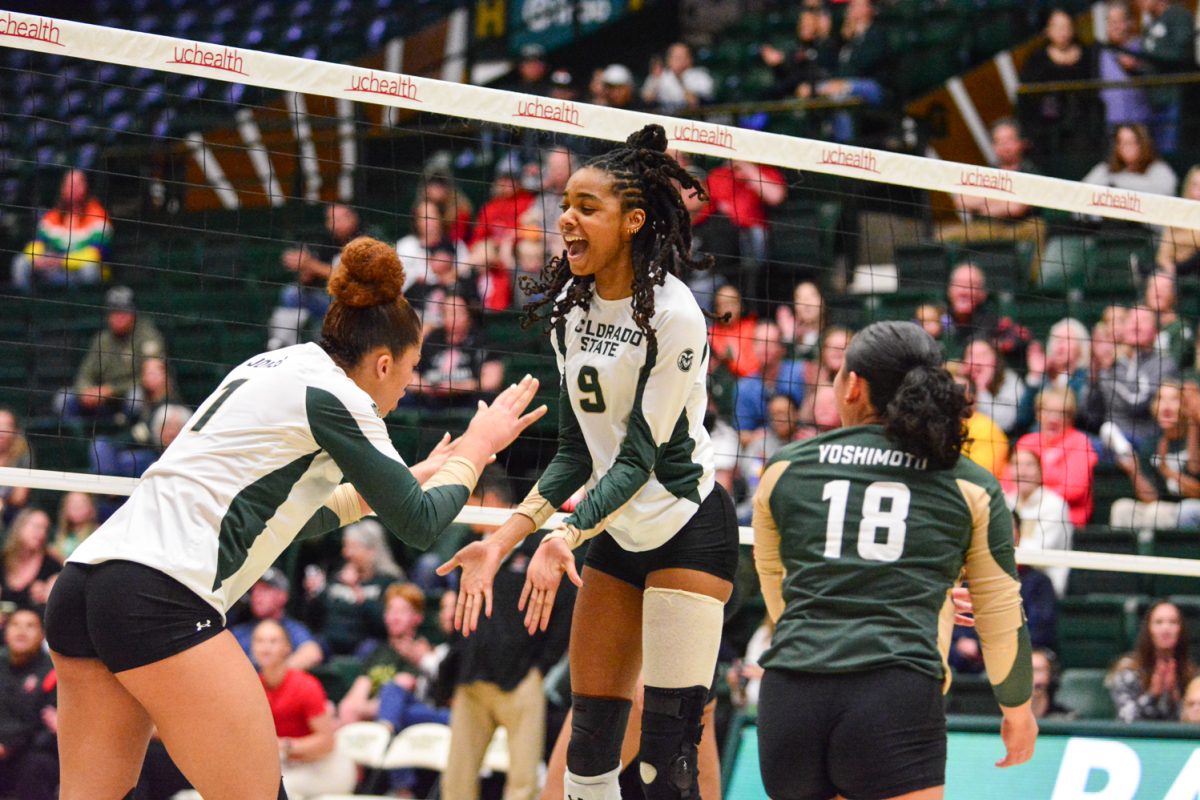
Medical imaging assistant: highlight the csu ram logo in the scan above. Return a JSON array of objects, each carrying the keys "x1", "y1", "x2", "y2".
[{"x1": 677, "y1": 349, "x2": 695, "y2": 372}]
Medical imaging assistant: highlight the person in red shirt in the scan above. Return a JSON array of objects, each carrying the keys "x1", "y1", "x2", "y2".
[
  {"x1": 468, "y1": 159, "x2": 536, "y2": 250},
  {"x1": 710, "y1": 285, "x2": 761, "y2": 378},
  {"x1": 1012, "y1": 387, "x2": 1098, "y2": 527},
  {"x1": 705, "y1": 160, "x2": 787, "y2": 308},
  {"x1": 253, "y1": 621, "x2": 356, "y2": 799}
]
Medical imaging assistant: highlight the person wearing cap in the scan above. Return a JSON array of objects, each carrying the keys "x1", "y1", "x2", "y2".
[
  {"x1": 416, "y1": 155, "x2": 474, "y2": 245},
  {"x1": 230, "y1": 568, "x2": 324, "y2": 672},
  {"x1": 63, "y1": 286, "x2": 166, "y2": 420},
  {"x1": 467, "y1": 155, "x2": 537, "y2": 250},
  {"x1": 12, "y1": 169, "x2": 113, "y2": 293},
  {"x1": 641, "y1": 42, "x2": 714, "y2": 113},
  {"x1": 548, "y1": 68, "x2": 577, "y2": 102},
  {"x1": 602, "y1": 63, "x2": 647, "y2": 111},
  {"x1": 500, "y1": 43, "x2": 553, "y2": 96}
]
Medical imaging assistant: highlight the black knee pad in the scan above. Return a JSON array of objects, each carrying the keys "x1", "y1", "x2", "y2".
[
  {"x1": 566, "y1": 694, "x2": 633, "y2": 777},
  {"x1": 639, "y1": 685, "x2": 708, "y2": 800},
  {"x1": 279, "y1": 776, "x2": 289, "y2": 799}
]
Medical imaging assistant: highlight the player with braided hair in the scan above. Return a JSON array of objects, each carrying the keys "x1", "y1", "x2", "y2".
[{"x1": 440, "y1": 124, "x2": 737, "y2": 799}]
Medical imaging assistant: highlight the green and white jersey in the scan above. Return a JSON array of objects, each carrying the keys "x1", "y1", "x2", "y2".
[
  {"x1": 523, "y1": 274, "x2": 715, "y2": 551},
  {"x1": 71, "y1": 343, "x2": 474, "y2": 619},
  {"x1": 753, "y1": 424, "x2": 1032, "y2": 708}
]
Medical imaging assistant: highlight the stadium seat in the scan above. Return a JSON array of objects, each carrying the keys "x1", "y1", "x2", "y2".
[
  {"x1": 381, "y1": 722, "x2": 451, "y2": 772},
  {"x1": 1057, "y1": 594, "x2": 1137, "y2": 670},
  {"x1": 1066, "y1": 526, "x2": 1147, "y2": 596},
  {"x1": 1148, "y1": 532, "x2": 1200, "y2": 597},
  {"x1": 334, "y1": 721, "x2": 392, "y2": 770},
  {"x1": 309, "y1": 656, "x2": 363, "y2": 705},
  {"x1": 1089, "y1": 464, "x2": 1133, "y2": 527},
  {"x1": 945, "y1": 673, "x2": 999, "y2": 715},
  {"x1": 1038, "y1": 235, "x2": 1089, "y2": 294},
  {"x1": 1056, "y1": 669, "x2": 1115, "y2": 720},
  {"x1": 894, "y1": 242, "x2": 955, "y2": 294},
  {"x1": 1086, "y1": 232, "x2": 1153, "y2": 296},
  {"x1": 482, "y1": 726, "x2": 510, "y2": 775}
]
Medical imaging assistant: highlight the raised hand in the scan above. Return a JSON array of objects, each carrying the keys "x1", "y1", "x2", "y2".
[
  {"x1": 518, "y1": 534, "x2": 582, "y2": 635},
  {"x1": 437, "y1": 538, "x2": 504, "y2": 636},
  {"x1": 467, "y1": 375, "x2": 547, "y2": 456}
]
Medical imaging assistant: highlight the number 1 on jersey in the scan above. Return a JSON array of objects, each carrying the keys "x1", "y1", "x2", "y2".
[
  {"x1": 577, "y1": 365, "x2": 606, "y2": 413},
  {"x1": 190, "y1": 378, "x2": 248, "y2": 433},
  {"x1": 821, "y1": 479, "x2": 910, "y2": 562}
]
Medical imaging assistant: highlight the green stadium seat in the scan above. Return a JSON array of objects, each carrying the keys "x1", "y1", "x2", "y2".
[
  {"x1": 894, "y1": 243, "x2": 955, "y2": 294},
  {"x1": 945, "y1": 673, "x2": 999, "y2": 715},
  {"x1": 1038, "y1": 235, "x2": 1089, "y2": 294},
  {"x1": 960, "y1": 239, "x2": 1033, "y2": 295},
  {"x1": 1149, "y1": 531, "x2": 1200, "y2": 597},
  {"x1": 1089, "y1": 464, "x2": 1133, "y2": 527},
  {"x1": 1066, "y1": 526, "x2": 1147, "y2": 596},
  {"x1": 1058, "y1": 595, "x2": 1137, "y2": 670},
  {"x1": 1166, "y1": 596, "x2": 1200, "y2": 655},
  {"x1": 1056, "y1": 668, "x2": 1115, "y2": 720},
  {"x1": 309, "y1": 656, "x2": 363, "y2": 704},
  {"x1": 1086, "y1": 232, "x2": 1153, "y2": 297}
]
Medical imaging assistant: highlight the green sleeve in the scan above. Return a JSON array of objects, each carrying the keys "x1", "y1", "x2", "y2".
[
  {"x1": 295, "y1": 506, "x2": 343, "y2": 542},
  {"x1": 306, "y1": 387, "x2": 468, "y2": 550},
  {"x1": 536, "y1": 376, "x2": 594, "y2": 508}
]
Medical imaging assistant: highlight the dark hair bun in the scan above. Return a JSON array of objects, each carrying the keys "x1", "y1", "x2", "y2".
[
  {"x1": 626, "y1": 123, "x2": 668, "y2": 153},
  {"x1": 328, "y1": 236, "x2": 406, "y2": 308}
]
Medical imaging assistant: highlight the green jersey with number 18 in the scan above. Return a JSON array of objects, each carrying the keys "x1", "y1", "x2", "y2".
[
  {"x1": 70, "y1": 343, "x2": 476, "y2": 619},
  {"x1": 519, "y1": 273, "x2": 715, "y2": 551},
  {"x1": 753, "y1": 424, "x2": 1032, "y2": 708}
]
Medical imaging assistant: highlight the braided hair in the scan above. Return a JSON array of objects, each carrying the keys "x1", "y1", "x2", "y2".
[{"x1": 519, "y1": 124, "x2": 713, "y2": 349}]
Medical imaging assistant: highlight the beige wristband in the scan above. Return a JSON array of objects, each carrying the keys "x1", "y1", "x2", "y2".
[
  {"x1": 326, "y1": 483, "x2": 365, "y2": 526},
  {"x1": 514, "y1": 482, "x2": 555, "y2": 530}
]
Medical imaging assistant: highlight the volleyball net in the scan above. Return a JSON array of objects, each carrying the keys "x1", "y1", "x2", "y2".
[{"x1": 1, "y1": 10, "x2": 1199, "y2": 600}]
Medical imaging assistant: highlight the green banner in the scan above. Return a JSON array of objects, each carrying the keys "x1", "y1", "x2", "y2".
[
  {"x1": 509, "y1": 0, "x2": 637, "y2": 53},
  {"x1": 727, "y1": 724, "x2": 1200, "y2": 799}
]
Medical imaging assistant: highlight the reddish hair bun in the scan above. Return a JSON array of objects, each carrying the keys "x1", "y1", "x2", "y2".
[{"x1": 327, "y1": 236, "x2": 406, "y2": 308}]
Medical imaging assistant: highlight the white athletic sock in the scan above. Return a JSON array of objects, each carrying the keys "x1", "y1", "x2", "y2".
[{"x1": 564, "y1": 765, "x2": 622, "y2": 800}]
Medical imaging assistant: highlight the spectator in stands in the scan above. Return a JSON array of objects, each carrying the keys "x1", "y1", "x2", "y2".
[
  {"x1": 951, "y1": 510, "x2": 1057, "y2": 673},
  {"x1": 739, "y1": 393, "x2": 799, "y2": 495},
  {"x1": 252, "y1": 620, "x2": 357, "y2": 799},
  {"x1": 511, "y1": 238, "x2": 546, "y2": 310},
  {"x1": 468, "y1": 157, "x2": 537, "y2": 251},
  {"x1": 519, "y1": 147, "x2": 574, "y2": 261},
  {"x1": 304, "y1": 519, "x2": 403, "y2": 658},
  {"x1": 705, "y1": 396, "x2": 741, "y2": 498},
  {"x1": 407, "y1": 247, "x2": 481, "y2": 335},
  {"x1": 465, "y1": 239, "x2": 513, "y2": 313},
  {"x1": 812, "y1": 0, "x2": 889, "y2": 142},
  {"x1": 1157, "y1": 165, "x2": 1200, "y2": 276},
  {"x1": 760, "y1": 0, "x2": 837, "y2": 100},
  {"x1": 1019, "y1": 8, "x2": 1096, "y2": 155},
  {"x1": 601, "y1": 63, "x2": 646, "y2": 111},
  {"x1": 641, "y1": 42, "x2": 714, "y2": 112},
  {"x1": 776, "y1": 280, "x2": 825, "y2": 362},
  {"x1": 89, "y1": 403, "x2": 191, "y2": 479},
  {"x1": 941, "y1": 261, "x2": 1032, "y2": 365},
  {"x1": 1123, "y1": 0, "x2": 1196, "y2": 153},
  {"x1": 409, "y1": 294, "x2": 504, "y2": 407},
  {"x1": 1080, "y1": 318, "x2": 1121, "y2": 433},
  {"x1": 0, "y1": 609, "x2": 57, "y2": 800},
  {"x1": 1031, "y1": 648, "x2": 1074, "y2": 720},
  {"x1": 338, "y1": 583, "x2": 441, "y2": 725},
  {"x1": 587, "y1": 68, "x2": 609, "y2": 106},
  {"x1": 49, "y1": 491, "x2": 96, "y2": 561},
  {"x1": 417, "y1": 156, "x2": 474, "y2": 245},
  {"x1": 733, "y1": 322, "x2": 806, "y2": 447},
  {"x1": 950, "y1": 367, "x2": 1009, "y2": 479},
  {"x1": 916, "y1": 302, "x2": 946, "y2": 344},
  {"x1": 1082, "y1": 123, "x2": 1178, "y2": 198},
  {"x1": 1010, "y1": 449, "x2": 1073, "y2": 597},
  {"x1": 1111, "y1": 380, "x2": 1200, "y2": 530},
  {"x1": 1014, "y1": 387, "x2": 1099, "y2": 527},
  {"x1": 794, "y1": 383, "x2": 841, "y2": 441},
  {"x1": 231, "y1": 568, "x2": 323, "y2": 672},
  {"x1": 1182, "y1": 676, "x2": 1200, "y2": 722},
  {"x1": 963, "y1": 338, "x2": 1024, "y2": 436},
  {"x1": 805, "y1": 325, "x2": 851, "y2": 392},
  {"x1": 549, "y1": 68, "x2": 577, "y2": 102},
  {"x1": 1107, "y1": 304, "x2": 1181, "y2": 448},
  {"x1": 1, "y1": 508, "x2": 60, "y2": 614},
  {"x1": 12, "y1": 169, "x2": 112, "y2": 292},
  {"x1": 502, "y1": 44, "x2": 553, "y2": 96},
  {"x1": 63, "y1": 286, "x2": 166, "y2": 421},
  {"x1": 1098, "y1": 1, "x2": 1153, "y2": 130},
  {"x1": 124, "y1": 357, "x2": 178, "y2": 448},
  {"x1": 706, "y1": 159, "x2": 787, "y2": 289},
  {"x1": 710, "y1": 285, "x2": 761, "y2": 379},
  {"x1": 679, "y1": 165, "x2": 740, "y2": 310},
  {"x1": 943, "y1": 120, "x2": 1041, "y2": 251},
  {"x1": 440, "y1": 467, "x2": 573, "y2": 800},
  {"x1": 267, "y1": 203, "x2": 362, "y2": 351},
  {"x1": 1017, "y1": 318, "x2": 1091, "y2": 435},
  {"x1": 1109, "y1": 600, "x2": 1195, "y2": 722},
  {"x1": 1146, "y1": 271, "x2": 1195, "y2": 369},
  {"x1": 0, "y1": 409, "x2": 31, "y2": 521},
  {"x1": 397, "y1": 200, "x2": 469, "y2": 292}
]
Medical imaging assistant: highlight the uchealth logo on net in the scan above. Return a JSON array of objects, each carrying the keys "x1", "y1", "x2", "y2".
[
  {"x1": 168, "y1": 43, "x2": 247, "y2": 76},
  {"x1": 957, "y1": 166, "x2": 1014, "y2": 194},
  {"x1": 0, "y1": 13, "x2": 63, "y2": 46},
  {"x1": 346, "y1": 70, "x2": 422, "y2": 103},
  {"x1": 818, "y1": 145, "x2": 879, "y2": 174},
  {"x1": 1090, "y1": 188, "x2": 1143, "y2": 214},
  {"x1": 514, "y1": 97, "x2": 582, "y2": 127},
  {"x1": 671, "y1": 122, "x2": 735, "y2": 152}
]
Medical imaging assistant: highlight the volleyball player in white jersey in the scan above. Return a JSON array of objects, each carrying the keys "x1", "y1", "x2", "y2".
[
  {"x1": 43, "y1": 237, "x2": 546, "y2": 800},
  {"x1": 440, "y1": 125, "x2": 739, "y2": 799}
]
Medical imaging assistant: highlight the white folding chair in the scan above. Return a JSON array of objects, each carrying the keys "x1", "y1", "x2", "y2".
[
  {"x1": 381, "y1": 722, "x2": 452, "y2": 773},
  {"x1": 334, "y1": 721, "x2": 393, "y2": 769},
  {"x1": 481, "y1": 725, "x2": 510, "y2": 776}
]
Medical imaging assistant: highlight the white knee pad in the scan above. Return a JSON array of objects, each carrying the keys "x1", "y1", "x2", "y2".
[
  {"x1": 642, "y1": 587, "x2": 724, "y2": 690},
  {"x1": 565, "y1": 765, "x2": 622, "y2": 800}
]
